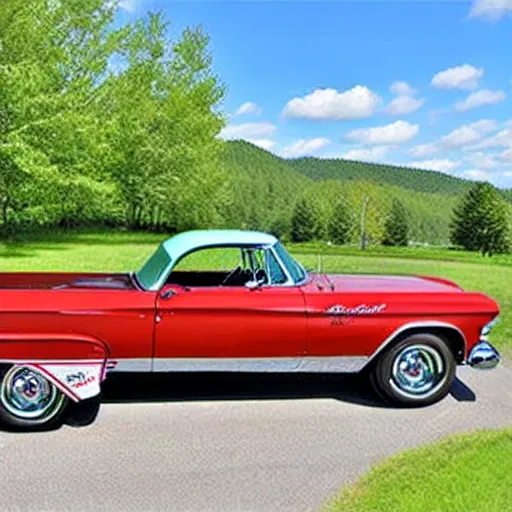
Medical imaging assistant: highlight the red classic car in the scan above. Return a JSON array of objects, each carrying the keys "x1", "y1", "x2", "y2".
[{"x1": 0, "y1": 230, "x2": 502, "y2": 430}]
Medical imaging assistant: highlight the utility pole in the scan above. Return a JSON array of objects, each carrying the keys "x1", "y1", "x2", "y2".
[{"x1": 360, "y1": 196, "x2": 371, "y2": 251}]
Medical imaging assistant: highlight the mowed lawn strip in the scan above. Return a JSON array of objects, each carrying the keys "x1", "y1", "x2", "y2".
[
  {"x1": 1, "y1": 232, "x2": 510, "y2": 354},
  {"x1": 322, "y1": 428, "x2": 512, "y2": 512}
]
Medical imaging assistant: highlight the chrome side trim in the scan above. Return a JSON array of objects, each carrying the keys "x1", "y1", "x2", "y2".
[
  {"x1": 0, "y1": 359, "x2": 105, "y2": 364},
  {"x1": 107, "y1": 358, "x2": 152, "y2": 372},
  {"x1": 297, "y1": 357, "x2": 368, "y2": 373},
  {"x1": 107, "y1": 356, "x2": 368, "y2": 374},
  {"x1": 362, "y1": 321, "x2": 467, "y2": 368}
]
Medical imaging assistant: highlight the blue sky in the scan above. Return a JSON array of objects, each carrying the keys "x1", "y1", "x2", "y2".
[{"x1": 117, "y1": 0, "x2": 512, "y2": 188}]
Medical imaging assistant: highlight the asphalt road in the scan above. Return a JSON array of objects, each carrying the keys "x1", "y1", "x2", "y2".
[{"x1": 0, "y1": 366, "x2": 511, "y2": 512}]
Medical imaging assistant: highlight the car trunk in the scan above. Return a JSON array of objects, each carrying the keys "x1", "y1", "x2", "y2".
[{"x1": 0, "y1": 272, "x2": 136, "y2": 290}]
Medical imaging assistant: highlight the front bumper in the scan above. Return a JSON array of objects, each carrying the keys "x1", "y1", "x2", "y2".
[{"x1": 467, "y1": 340, "x2": 501, "y2": 370}]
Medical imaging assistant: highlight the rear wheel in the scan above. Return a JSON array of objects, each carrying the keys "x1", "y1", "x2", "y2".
[
  {"x1": 0, "y1": 366, "x2": 69, "y2": 431},
  {"x1": 370, "y1": 333, "x2": 456, "y2": 407}
]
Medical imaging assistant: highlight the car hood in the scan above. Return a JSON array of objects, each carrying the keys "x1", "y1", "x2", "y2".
[{"x1": 310, "y1": 273, "x2": 463, "y2": 293}]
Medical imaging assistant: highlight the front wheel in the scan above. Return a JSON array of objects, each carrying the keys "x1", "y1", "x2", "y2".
[
  {"x1": 0, "y1": 366, "x2": 69, "y2": 431},
  {"x1": 370, "y1": 333, "x2": 456, "y2": 407}
]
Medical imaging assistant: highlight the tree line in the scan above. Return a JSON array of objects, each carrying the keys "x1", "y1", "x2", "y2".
[{"x1": 287, "y1": 181, "x2": 511, "y2": 255}]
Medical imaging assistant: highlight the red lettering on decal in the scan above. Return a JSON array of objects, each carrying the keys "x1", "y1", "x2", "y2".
[{"x1": 70, "y1": 375, "x2": 96, "y2": 389}]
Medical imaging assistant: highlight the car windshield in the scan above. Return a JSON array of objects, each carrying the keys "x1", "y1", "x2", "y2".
[
  {"x1": 135, "y1": 244, "x2": 171, "y2": 291},
  {"x1": 273, "y1": 242, "x2": 307, "y2": 284}
]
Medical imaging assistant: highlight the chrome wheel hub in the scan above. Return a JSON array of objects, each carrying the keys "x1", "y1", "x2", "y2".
[
  {"x1": 0, "y1": 367, "x2": 64, "y2": 422},
  {"x1": 391, "y1": 344, "x2": 446, "y2": 398}
]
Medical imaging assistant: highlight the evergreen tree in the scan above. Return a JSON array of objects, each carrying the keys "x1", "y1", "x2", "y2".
[
  {"x1": 383, "y1": 199, "x2": 409, "y2": 247},
  {"x1": 329, "y1": 199, "x2": 352, "y2": 245},
  {"x1": 291, "y1": 197, "x2": 317, "y2": 242},
  {"x1": 450, "y1": 183, "x2": 510, "y2": 256}
]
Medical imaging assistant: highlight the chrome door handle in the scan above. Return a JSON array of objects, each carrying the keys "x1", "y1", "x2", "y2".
[{"x1": 160, "y1": 289, "x2": 177, "y2": 300}]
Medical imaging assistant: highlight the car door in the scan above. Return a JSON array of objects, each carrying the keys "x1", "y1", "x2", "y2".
[{"x1": 152, "y1": 246, "x2": 306, "y2": 371}]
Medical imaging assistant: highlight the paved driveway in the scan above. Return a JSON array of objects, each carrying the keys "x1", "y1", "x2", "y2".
[{"x1": 0, "y1": 366, "x2": 511, "y2": 512}]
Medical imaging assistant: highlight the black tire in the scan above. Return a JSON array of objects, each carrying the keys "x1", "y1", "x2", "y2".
[
  {"x1": 370, "y1": 333, "x2": 456, "y2": 407},
  {"x1": 0, "y1": 365, "x2": 69, "y2": 431}
]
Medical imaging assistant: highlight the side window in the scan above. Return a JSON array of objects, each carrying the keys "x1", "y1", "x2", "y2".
[
  {"x1": 168, "y1": 247, "x2": 247, "y2": 287},
  {"x1": 172, "y1": 247, "x2": 241, "y2": 272},
  {"x1": 266, "y1": 250, "x2": 287, "y2": 285}
]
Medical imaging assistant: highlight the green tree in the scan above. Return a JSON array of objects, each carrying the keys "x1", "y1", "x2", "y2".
[
  {"x1": 0, "y1": 0, "x2": 124, "y2": 232},
  {"x1": 103, "y1": 17, "x2": 226, "y2": 230},
  {"x1": 291, "y1": 196, "x2": 318, "y2": 242},
  {"x1": 0, "y1": 1, "x2": 226, "y2": 234},
  {"x1": 383, "y1": 199, "x2": 409, "y2": 247},
  {"x1": 329, "y1": 199, "x2": 352, "y2": 245},
  {"x1": 450, "y1": 183, "x2": 510, "y2": 255}
]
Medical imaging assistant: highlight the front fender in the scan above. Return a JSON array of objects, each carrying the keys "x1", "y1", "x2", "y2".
[{"x1": 0, "y1": 333, "x2": 109, "y2": 402}]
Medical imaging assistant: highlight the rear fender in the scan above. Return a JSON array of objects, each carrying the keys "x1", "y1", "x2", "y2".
[{"x1": 0, "y1": 334, "x2": 109, "y2": 402}]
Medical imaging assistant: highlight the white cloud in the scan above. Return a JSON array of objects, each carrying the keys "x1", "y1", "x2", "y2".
[
  {"x1": 282, "y1": 86, "x2": 381, "y2": 120},
  {"x1": 343, "y1": 146, "x2": 391, "y2": 163},
  {"x1": 390, "y1": 81, "x2": 417, "y2": 96},
  {"x1": 409, "y1": 143, "x2": 440, "y2": 157},
  {"x1": 465, "y1": 151, "x2": 500, "y2": 169},
  {"x1": 219, "y1": 122, "x2": 277, "y2": 141},
  {"x1": 462, "y1": 169, "x2": 491, "y2": 181},
  {"x1": 250, "y1": 139, "x2": 276, "y2": 150},
  {"x1": 500, "y1": 147, "x2": 512, "y2": 162},
  {"x1": 234, "y1": 102, "x2": 262, "y2": 116},
  {"x1": 442, "y1": 119, "x2": 498, "y2": 148},
  {"x1": 408, "y1": 159, "x2": 462, "y2": 173},
  {"x1": 118, "y1": 0, "x2": 139, "y2": 12},
  {"x1": 385, "y1": 81, "x2": 424, "y2": 116},
  {"x1": 470, "y1": 127, "x2": 512, "y2": 150},
  {"x1": 504, "y1": 171, "x2": 512, "y2": 177},
  {"x1": 468, "y1": 119, "x2": 501, "y2": 133},
  {"x1": 384, "y1": 96, "x2": 425, "y2": 116},
  {"x1": 431, "y1": 64, "x2": 484, "y2": 90},
  {"x1": 280, "y1": 138, "x2": 331, "y2": 158},
  {"x1": 346, "y1": 120, "x2": 419, "y2": 145},
  {"x1": 469, "y1": 0, "x2": 512, "y2": 21},
  {"x1": 455, "y1": 89, "x2": 506, "y2": 111}
]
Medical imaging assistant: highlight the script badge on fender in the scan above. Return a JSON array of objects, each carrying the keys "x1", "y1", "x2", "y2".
[{"x1": 325, "y1": 303, "x2": 387, "y2": 325}]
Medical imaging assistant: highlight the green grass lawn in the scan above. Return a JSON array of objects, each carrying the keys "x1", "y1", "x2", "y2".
[
  {"x1": 323, "y1": 428, "x2": 512, "y2": 512},
  {"x1": 1, "y1": 230, "x2": 510, "y2": 355}
]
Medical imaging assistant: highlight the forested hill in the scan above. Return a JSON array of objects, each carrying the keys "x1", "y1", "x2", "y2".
[
  {"x1": 225, "y1": 140, "x2": 493, "y2": 198},
  {"x1": 290, "y1": 157, "x2": 472, "y2": 196}
]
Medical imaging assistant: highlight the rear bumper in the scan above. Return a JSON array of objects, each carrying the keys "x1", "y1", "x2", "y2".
[{"x1": 467, "y1": 340, "x2": 501, "y2": 370}]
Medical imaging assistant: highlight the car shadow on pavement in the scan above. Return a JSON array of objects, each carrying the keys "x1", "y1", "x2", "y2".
[
  {"x1": 97, "y1": 371, "x2": 475, "y2": 408},
  {"x1": 100, "y1": 372, "x2": 383, "y2": 407}
]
